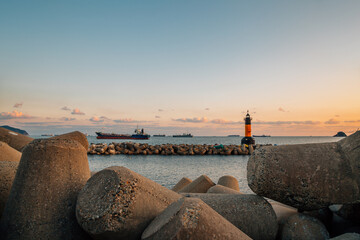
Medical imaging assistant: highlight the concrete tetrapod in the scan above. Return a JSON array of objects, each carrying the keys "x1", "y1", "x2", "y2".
[
  {"x1": 247, "y1": 131, "x2": 360, "y2": 210},
  {"x1": 0, "y1": 161, "x2": 18, "y2": 218},
  {"x1": 51, "y1": 131, "x2": 88, "y2": 150},
  {"x1": 181, "y1": 193, "x2": 278, "y2": 240},
  {"x1": 217, "y1": 175, "x2": 240, "y2": 191},
  {"x1": 279, "y1": 213, "x2": 329, "y2": 240},
  {"x1": 178, "y1": 175, "x2": 215, "y2": 193},
  {"x1": 141, "y1": 197, "x2": 251, "y2": 240},
  {"x1": 76, "y1": 166, "x2": 182, "y2": 240},
  {"x1": 207, "y1": 185, "x2": 242, "y2": 194},
  {"x1": 0, "y1": 141, "x2": 21, "y2": 162},
  {"x1": 171, "y1": 177, "x2": 192, "y2": 192},
  {"x1": 0, "y1": 138, "x2": 91, "y2": 240},
  {"x1": 0, "y1": 127, "x2": 33, "y2": 152}
]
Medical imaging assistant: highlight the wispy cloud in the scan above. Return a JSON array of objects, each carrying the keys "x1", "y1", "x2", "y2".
[
  {"x1": 205, "y1": 108, "x2": 210, "y2": 111},
  {"x1": 114, "y1": 118, "x2": 138, "y2": 123},
  {"x1": 210, "y1": 119, "x2": 241, "y2": 125},
  {"x1": 324, "y1": 118, "x2": 340, "y2": 125},
  {"x1": 13, "y1": 103, "x2": 23, "y2": 108},
  {"x1": 89, "y1": 116, "x2": 104, "y2": 123},
  {"x1": 0, "y1": 110, "x2": 32, "y2": 120},
  {"x1": 60, "y1": 117, "x2": 76, "y2": 121},
  {"x1": 155, "y1": 115, "x2": 161, "y2": 119},
  {"x1": 344, "y1": 120, "x2": 360, "y2": 123},
  {"x1": 71, "y1": 108, "x2": 85, "y2": 115},
  {"x1": 278, "y1": 107, "x2": 289, "y2": 112},
  {"x1": 158, "y1": 109, "x2": 164, "y2": 112},
  {"x1": 334, "y1": 115, "x2": 340, "y2": 117},
  {"x1": 100, "y1": 116, "x2": 111, "y2": 120},
  {"x1": 173, "y1": 117, "x2": 208, "y2": 123},
  {"x1": 61, "y1": 106, "x2": 71, "y2": 111},
  {"x1": 254, "y1": 120, "x2": 321, "y2": 125}
]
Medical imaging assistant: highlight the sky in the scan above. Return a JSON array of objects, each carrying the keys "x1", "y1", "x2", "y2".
[{"x1": 0, "y1": 1, "x2": 359, "y2": 136}]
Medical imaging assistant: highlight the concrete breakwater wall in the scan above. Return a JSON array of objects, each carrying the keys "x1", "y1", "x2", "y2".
[{"x1": 87, "y1": 142, "x2": 263, "y2": 156}]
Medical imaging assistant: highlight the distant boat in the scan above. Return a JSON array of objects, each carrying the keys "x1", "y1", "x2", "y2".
[
  {"x1": 227, "y1": 135, "x2": 240, "y2": 137},
  {"x1": 253, "y1": 134, "x2": 271, "y2": 137},
  {"x1": 173, "y1": 133, "x2": 193, "y2": 138},
  {"x1": 153, "y1": 134, "x2": 166, "y2": 137},
  {"x1": 96, "y1": 128, "x2": 150, "y2": 140}
]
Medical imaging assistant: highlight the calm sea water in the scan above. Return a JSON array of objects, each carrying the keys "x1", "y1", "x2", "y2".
[{"x1": 32, "y1": 135, "x2": 343, "y2": 193}]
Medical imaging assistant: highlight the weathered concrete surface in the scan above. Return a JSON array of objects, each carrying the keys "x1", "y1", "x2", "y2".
[
  {"x1": 0, "y1": 127, "x2": 33, "y2": 152},
  {"x1": 279, "y1": 213, "x2": 329, "y2": 240},
  {"x1": 217, "y1": 175, "x2": 240, "y2": 191},
  {"x1": 181, "y1": 193, "x2": 278, "y2": 240},
  {"x1": 0, "y1": 141, "x2": 21, "y2": 162},
  {"x1": 76, "y1": 166, "x2": 182, "y2": 240},
  {"x1": 51, "y1": 131, "x2": 88, "y2": 150},
  {"x1": 330, "y1": 233, "x2": 360, "y2": 240},
  {"x1": 0, "y1": 161, "x2": 18, "y2": 218},
  {"x1": 141, "y1": 197, "x2": 251, "y2": 240},
  {"x1": 247, "y1": 131, "x2": 360, "y2": 210},
  {"x1": 0, "y1": 139, "x2": 91, "y2": 240},
  {"x1": 171, "y1": 177, "x2": 192, "y2": 192},
  {"x1": 178, "y1": 175, "x2": 215, "y2": 193},
  {"x1": 267, "y1": 199, "x2": 297, "y2": 223},
  {"x1": 207, "y1": 185, "x2": 242, "y2": 194}
]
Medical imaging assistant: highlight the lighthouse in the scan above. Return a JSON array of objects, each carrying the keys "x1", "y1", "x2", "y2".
[{"x1": 241, "y1": 110, "x2": 255, "y2": 145}]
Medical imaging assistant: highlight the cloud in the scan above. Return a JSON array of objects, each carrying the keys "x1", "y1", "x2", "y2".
[
  {"x1": 60, "y1": 117, "x2": 76, "y2": 121},
  {"x1": 100, "y1": 116, "x2": 111, "y2": 120},
  {"x1": 114, "y1": 118, "x2": 137, "y2": 123},
  {"x1": 334, "y1": 115, "x2": 340, "y2": 117},
  {"x1": 344, "y1": 120, "x2": 360, "y2": 123},
  {"x1": 158, "y1": 109, "x2": 164, "y2": 112},
  {"x1": 155, "y1": 116, "x2": 161, "y2": 119},
  {"x1": 210, "y1": 119, "x2": 241, "y2": 125},
  {"x1": 254, "y1": 120, "x2": 321, "y2": 125},
  {"x1": 0, "y1": 110, "x2": 32, "y2": 120},
  {"x1": 173, "y1": 117, "x2": 208, "y2": 123},
  {"x1": 278, "y1": 107, "x2": 289, "y2": 112},
  {"x1": 13, "y1": 103, "x2": 23, "y2": 108},
  {"x1": 61, "y1": 106, "x2": 71, "y2": 111},
  {"x1": 324, "y1": 118, "x2": 340, "y2": 125},
  {"x1": 71, "y1": 108, "x2": 85, "y2": 115},
  {"x1": 205, "y1": 108, "x2": 210, "y2": 111},
  {"x1": 89, "y1": 116, "x2": 104, "y2": 122}
]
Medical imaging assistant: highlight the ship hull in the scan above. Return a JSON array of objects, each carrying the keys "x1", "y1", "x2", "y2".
[{"x1": 96, "y1": 132, "x2": 149, "y2": 140}]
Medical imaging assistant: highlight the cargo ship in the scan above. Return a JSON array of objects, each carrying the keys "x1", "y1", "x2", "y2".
[
  {"x1": 253, "y1": 134, "x2": 271, "y2": 137},
  {"x1": 172, "y1": 133, "x2": 193, "y2": 138},
  {"x1": 96, "y1": 128, "x2": 150, "y2": 140}
]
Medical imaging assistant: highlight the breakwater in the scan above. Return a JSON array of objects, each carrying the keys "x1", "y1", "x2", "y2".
[{"x1": 87, "y1": 142, "x2": 264, "y2": 156}]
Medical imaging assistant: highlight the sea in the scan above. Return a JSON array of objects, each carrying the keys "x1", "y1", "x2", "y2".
[{"x1": 31, "y1": 135, "x2": 344, "y2": 193}]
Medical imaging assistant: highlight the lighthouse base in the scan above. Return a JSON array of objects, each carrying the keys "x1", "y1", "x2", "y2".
[{"x1": 241, "y1": 137, "x2": 255, "y2": 145}]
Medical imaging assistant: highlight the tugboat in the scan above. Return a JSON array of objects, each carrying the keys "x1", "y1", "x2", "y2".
[{"x1": 96, "y1": 128, "x2": 150, "y2": 140}]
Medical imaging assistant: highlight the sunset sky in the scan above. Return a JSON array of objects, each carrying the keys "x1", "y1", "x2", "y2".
[{"x1": 0, "y1": 1, "x2": 359, "y2": 136}]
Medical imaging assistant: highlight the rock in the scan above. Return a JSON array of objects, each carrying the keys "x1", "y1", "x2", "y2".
[
  {"x1": 171, "y1": 177, "x2": 192, "y2": 192},
  {"x1": 0, "y1": 126, "x2": 33, "y2": 152},
  {"x1": 51, "y1": 131, "x2": 88, "y2": 150},
  {"x1": 279, "y1": 213, "x2": 329, "y2": 240},
  {"x1": 334, "y1": 131, "x2": 347, "y2": 137},
  {"x1": 217, "y1": 175, "x2": 240, "y2": 191},
  {"x1": 247, "y1": 131, "x2": 360, "y2": 210},
  {"x1": 267, "y1": 199, "x2": 298, "y2": 223},
  {"x1": 141, "y1": 197, "x2": 251, "y2": 240},
  {"x1": 0, "y1": 141, "x2": 21, "y2": 162},
  {"x1": 335, "y1": 203, "x2": 360, "y2": 222},
  {"x1": 0, "y1": 138, "x2": 91, "y2": 239},
  {"x1": 330, "y1": 233, "x2": 360, "y2": 240},
  {"x1": 207, "y1": 185, "x2": 242, "y2": 194},
  {"x1": 0, "y1": 161, "x2": 18, "y2": 218},
  {"x1": 304, "y1": 207, "x2": 333, "y2": 230},
  {"x1": 181, "y1": 193, "x2": 278, "y2": 240},
  {"x1": 76, "y1": 166, "x2": 181, "y2": 240},
  {"x1": 178, "y1": 175, "x2": 215, "y2": 193}
]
